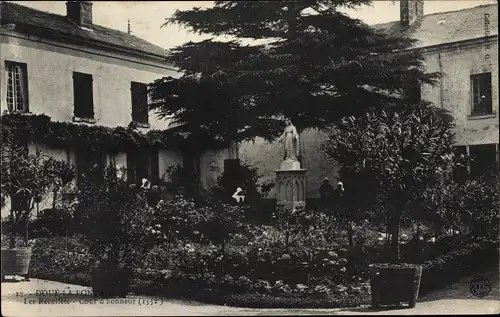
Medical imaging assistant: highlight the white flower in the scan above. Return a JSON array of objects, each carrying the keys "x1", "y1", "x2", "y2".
[{"x1": 340, "y1": 267, "x2": 347, "y2": 272}]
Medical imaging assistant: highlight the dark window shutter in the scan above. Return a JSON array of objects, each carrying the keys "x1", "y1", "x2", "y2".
[
  {"x1": 73, "y1": 72, "x2": 94, "y2": 118},
  {"x1": 131, "y1": 82, "x2": 148, "y2": 124}
]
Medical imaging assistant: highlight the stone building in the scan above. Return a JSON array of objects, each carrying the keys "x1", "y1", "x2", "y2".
[
  {"x1": 240, "y1": 0, "x2": 499, "y2": 199},
  {"x1": 0, "y1": 1, "x2": 235, "y2": 215}
]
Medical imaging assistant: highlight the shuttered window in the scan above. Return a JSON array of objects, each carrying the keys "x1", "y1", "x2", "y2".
[
  {"x1": 131, "y1": 82, "x2": 149, "y2": 124},
  {"x1": 73, "y1": 72, "x2": 94, "y2": 119},
  {"x1": 76, "y1": 147, "x2": 105, "y2": 188},
  {"x1": 5, "y1": 61, "x2": 29, "y2": 113}
]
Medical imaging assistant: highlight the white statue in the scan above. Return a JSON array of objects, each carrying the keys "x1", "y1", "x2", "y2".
[{"x1": 278, "y1": 119, "x2": 300, "y2": 161}]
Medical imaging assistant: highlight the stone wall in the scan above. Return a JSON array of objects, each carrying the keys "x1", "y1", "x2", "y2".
[{"x1": 239, "y1": 128, "x2": 340, "y2": 198}]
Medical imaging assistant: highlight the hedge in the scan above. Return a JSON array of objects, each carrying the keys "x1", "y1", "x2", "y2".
[{"x1": 419, "y1": 238, "x2": 498, "y2": 295}]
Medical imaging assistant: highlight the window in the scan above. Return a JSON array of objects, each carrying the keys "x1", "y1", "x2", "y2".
[
  {"x1": 471, "y1": 73, "x2": 492, "y2": 116},
  {"x1": 75, "y1": 147, "x2": 105, "y2": 188},
  {"x1": 469, "y1": 144, "x2": 498, "y2": 179},
  {"x1": 73, "y1": 72, "x2": 94, "y2": 119},
  {"x1": 131, "y1": 82, "x2": 149, "y2": 125},
  {"x1": 127, "y1": 148, "x2": 159, "y2": 186},
  {"x1": 5, "y1": 61, "x2": 29, "y2": 113}
]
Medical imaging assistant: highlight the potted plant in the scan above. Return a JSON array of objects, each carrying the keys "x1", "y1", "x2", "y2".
[
  {"x1": 1, "y1": 137, "x2": 69, "y2": 282},
  {"x1": 326, "y1": 101, "x2": 457, "y2": 308},
  {"x1": 79, "y1": 165, "x2": 147, "y2": 298}
]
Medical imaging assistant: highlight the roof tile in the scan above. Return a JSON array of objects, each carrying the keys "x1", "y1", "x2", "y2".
[
  {"x1": 373, "y1": 4, "x2": 498, "y2": 48},
  {"x1": 0, "y1": 1, "x2": 169, "y2": 59}
]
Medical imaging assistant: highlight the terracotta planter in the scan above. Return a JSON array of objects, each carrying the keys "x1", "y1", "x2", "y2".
[
  {"x1": 1, "y1": 248, "x2": 32, "y2": 281},
  {"x1": 91, "y1": 267, "x2": 133, "y2": 298},
  {"x1": 370, "y1": 264, "x2": 422, "y2": 308}
]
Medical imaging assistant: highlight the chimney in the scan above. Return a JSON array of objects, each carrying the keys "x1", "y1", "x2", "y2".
[
  {"x1": 400, "y1": 0, "x2": 424, "y2": 26},
  {"x1": 66, "y1": 1, "x2": 93, "y2": 28}
]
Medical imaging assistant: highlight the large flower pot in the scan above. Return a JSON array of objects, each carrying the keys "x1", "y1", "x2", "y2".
[
  {"x1": 91, "y1": 267, "x2": 133, "y2": 298},
  {"x1": 370, "y1": 264, "x2": 422, "y2": 308},
  {"x1": 1, "y1": 248, "x2": 32, "y2": 281}
]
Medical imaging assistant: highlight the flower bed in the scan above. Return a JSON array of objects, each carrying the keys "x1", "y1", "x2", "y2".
[{"x1": 26, "y1": 232, "x2": 498, "y2": 308}]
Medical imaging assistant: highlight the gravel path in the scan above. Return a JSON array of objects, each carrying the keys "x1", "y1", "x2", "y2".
[{"x1": 2, "y1": 267, "x2": 499, "y2": 316}]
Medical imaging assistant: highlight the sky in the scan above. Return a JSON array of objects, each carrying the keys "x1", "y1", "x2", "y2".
[{"x1": 12, "y1": 1, "x2": 497, "y2": 49}]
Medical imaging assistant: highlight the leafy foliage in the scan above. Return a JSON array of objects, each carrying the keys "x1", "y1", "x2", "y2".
[
  {"x1": 324, "y1": 101, "x2": 456, "y2": 261},
  {"x1": 78, "y1": 165, "x2": 153, "y2": 270},
  {"x1": 1, "y1": 135, "x2": 74, "y2": 247},
  {"x1": 149, "y1": 0, "x2": 438, "y2": 143},
  {"x1": 211, "y1": 160, "x2": 274, "y2": 203},
  {"x1": 417, "y1": 176, "x2": 500, "y2": 240},
  {"x1": 1, "y1": 113, "x2": 186, "y2": 153},
  {"x1": 162, "y1": 165, "x2": 199, "y2": 198}
]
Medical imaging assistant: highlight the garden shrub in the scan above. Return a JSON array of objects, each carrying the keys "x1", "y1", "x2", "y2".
[
  {"x1": 24, "y1": 163, "x2": 498, "y2": 309},
  {"x1": 30, "y1": 234, "x2": 91, "y2": 278},
  {"x1": 31, "y1": 208, "x2": 72, "y2": 237},
  {"x1": 78, "y1": 165, "x2": 154, "y2": 271},
  {"x1": 211, "y1": 160, "x2": 274, "y2": 204}
]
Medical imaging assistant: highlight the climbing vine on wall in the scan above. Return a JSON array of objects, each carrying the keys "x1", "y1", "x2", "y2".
[{"x1": 0, "y1": 113, "x2": 188, "y2": 153}]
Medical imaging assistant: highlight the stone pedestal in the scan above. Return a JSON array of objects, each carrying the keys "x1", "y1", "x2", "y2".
[{"x1": 275, "y1": 159, "x2": 307, "y2": 211}]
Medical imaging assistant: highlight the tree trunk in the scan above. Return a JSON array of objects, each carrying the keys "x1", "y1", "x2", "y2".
[
  {"x1": 53, "y1": 188, "x2": 57, "y2": 209},
  {"x1": 415, "y1": 221, "x2": 421, "y2": 262},
  {"x1": 389, "y1": 215, "x2": 401, "y2": 263},
  {"x1": 347, "y1": 220, "x2": 353, "y2": 247},
  {"x1": 9, "y1": 207, "x2": 15, "y2": 249},
  {"x1": 287, "y1": 2, "x2": 298, "y2": 39},
  {"x1": 25, "y1": 221, "x2": 29, "y2": 247},
  {"x1": 285, "y1": 226, "x2": 290, "y2": 252}
]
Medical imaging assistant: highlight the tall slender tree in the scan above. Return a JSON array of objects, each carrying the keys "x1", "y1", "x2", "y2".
[{"x1": 149, "y1": 1, "x2": 438, "y2": 145}]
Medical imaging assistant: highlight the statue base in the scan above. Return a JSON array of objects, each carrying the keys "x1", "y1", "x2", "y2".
[
  {"x1": 280, "y1": 159, "x2": 301, "y2": 170},
  {"x1": 275, "y1": 160, "x2": 307, "y2": 211}
]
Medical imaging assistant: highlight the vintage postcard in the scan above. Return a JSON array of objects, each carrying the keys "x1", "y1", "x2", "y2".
[{"x1": 1, "y1": 0, "x2": 498, "y2": 316}]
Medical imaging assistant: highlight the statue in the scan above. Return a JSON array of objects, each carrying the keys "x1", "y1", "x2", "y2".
[{"x1": 278, "y1": 119, "x2": 300, "y2": 162}]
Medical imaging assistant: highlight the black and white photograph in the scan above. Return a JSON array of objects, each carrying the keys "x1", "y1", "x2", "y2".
[{"x1": 0, "y1": 0, "x2": 498, "y2": 315}]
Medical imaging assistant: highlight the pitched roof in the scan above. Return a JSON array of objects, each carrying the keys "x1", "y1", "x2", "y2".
[
  {"x1": 373, "y1": 3, "x2": 498, "y2": 48},
  {"x1": 0, "y1": 1, "x2": 169, "y2": 59}
]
